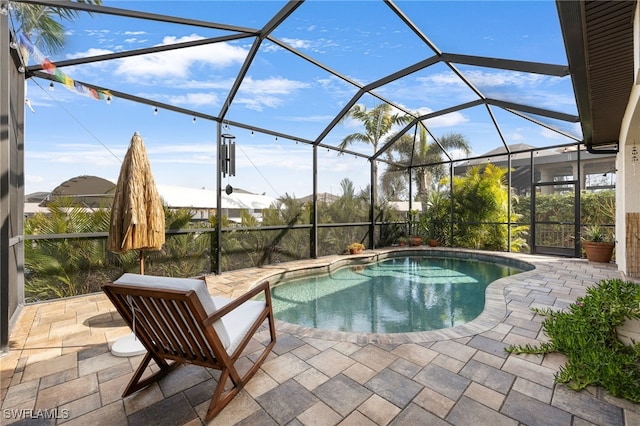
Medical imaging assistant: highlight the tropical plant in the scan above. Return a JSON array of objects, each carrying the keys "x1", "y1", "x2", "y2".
[
  {"x1": 580, "y1": 224, "x2": 615, "y2": 262},
  {"x1": 24, "y1": 197, "x2": 112, "y2": 301},
  {"x1": 505, "y1": 279, "x2": 640, "y2": 402},
  {"x1": 508, "y1": 224, "x2": 530, "y2": 253},
  {"x1": 512, "y1": 189, "x2": 615, "y2": 250},
  {"x1": 434, "y1": 163, "x2": 529, "y2": 251},
  {"x1": 10, "y1": 0, "x2": 102, "y2": 55},
  {"x1": 582, "y1": 224, "x2": 613, "y2": 243},
  {"x1": 407, "y1": 209, "x2": 423, "y2": 238},
  {"x1": 451, "y1": 164, "x2": 508, "y2": 249},
  {"x1": 316, "y1": 179, "x2": 370, "y2": 254},
  {"x1": 581, "y1": 189, "x2": 615, "y2": 225},
  {"x1": 326, "y1": 178, "x2": 369, "y2": 223},
  {"x1": 339, "y1": 103, "x2": 413, "y2": 203},
  {"x1": 154, "y1": 207, "x2": 210, "y2": 277},
  {"x1": 240, "y1": 208, "x2": 313, "y2": 266},
  {"x1": 421, "y1": 190, "x2": 449, "y2": 243},
  {"x1": 347, "y1": 242, "x2": 364, "y2": 253},
  {"x1": 261, "y1": 193, "x2": 311, "y2": 261},
  {"x1": 386, "y1": 129, "x2": 471, "y2": 203},
  {"x1": 375, "y1": 199, "x2": 406, "y2": 246}
]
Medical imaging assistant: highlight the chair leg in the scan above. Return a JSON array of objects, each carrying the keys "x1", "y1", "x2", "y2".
[
  {"x1": 205, "y1": 367, "x2": 239, "y2": 421},
  {"x1": 122, "y1": 352, "x2": 181, "y2": 397},
  {"x1": 204, "y1": 329, "x2": 277, "y2": 421}
]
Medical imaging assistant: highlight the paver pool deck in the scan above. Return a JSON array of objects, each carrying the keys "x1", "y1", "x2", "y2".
[{"x1": 2, "y1": 247, "x2": 638, "y2": 425}]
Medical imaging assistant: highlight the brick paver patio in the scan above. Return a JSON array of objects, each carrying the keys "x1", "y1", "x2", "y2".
[{"x1": 2, "y1": 248, "x2": 638, "y2": 425}]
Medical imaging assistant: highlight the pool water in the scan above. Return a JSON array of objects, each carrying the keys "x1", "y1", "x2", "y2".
[{"x1": 270, "y1": 256, "x2": 523, "y2": 333}]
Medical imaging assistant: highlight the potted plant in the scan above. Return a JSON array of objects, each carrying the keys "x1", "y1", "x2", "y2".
[
  {"x1": 397, "y1": 236, "x2": 408, "y2": 247},
  {"x1": 347, "y1": 242, "x2": 364, "y2": 254},
  {"x1": 409, "y1": 235, "x2": 422, "y2": 247},
  {"x1": 408, "y1": 209, "x2": 423, "y2": 246},
  {"x1": 581, "y1": 225, "x2": 615, "y2": 263},
  {"x1": 418, "y1": 213, "x2": 438, "y2": 247},
  {"x1": 425, "y1": 191, "x2": 450, "y2": 247}
]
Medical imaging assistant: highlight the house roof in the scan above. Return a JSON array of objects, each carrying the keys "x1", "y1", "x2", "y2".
[
  {"x1": 557, "y1": 0, "x2": 637, "y2": 151},
  {"x1": 43, "y1": 175, "x2": 276, "y2": 210}
]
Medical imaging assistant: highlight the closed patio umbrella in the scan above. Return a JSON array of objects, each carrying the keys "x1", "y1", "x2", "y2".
[
  {"x1": 108, "y1": 131, "x2": 165, "y2": 275},
  {"x1": 107, "y1": 131, "x2": 165, "y2": 357}
]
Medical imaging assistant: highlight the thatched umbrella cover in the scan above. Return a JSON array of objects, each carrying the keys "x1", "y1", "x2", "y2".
[{"x1": 108, "y1": 132, "x2": 165, "y2": 274}]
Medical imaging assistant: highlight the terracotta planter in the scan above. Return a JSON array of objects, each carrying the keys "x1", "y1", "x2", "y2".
[
  {"x1": 427, "y1": 239, "x2": 438, "y2": 247},
  {"x1": 583, "y1": 241, "x2": 615, "y2": 263},
  {"x1": 409, "y1": 236, "x2": 422, "y2": 246}
]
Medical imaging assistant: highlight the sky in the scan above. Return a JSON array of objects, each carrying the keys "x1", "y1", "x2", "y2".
[{"x1": 12, "y1": 0, "x2": 580, "y2": 200}]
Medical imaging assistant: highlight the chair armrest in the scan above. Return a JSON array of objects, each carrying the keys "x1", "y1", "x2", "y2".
[{"x1": 204, "y1": 281, "x2": 271, "y2": 324}]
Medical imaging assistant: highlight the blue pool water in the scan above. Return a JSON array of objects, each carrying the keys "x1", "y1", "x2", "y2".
[{"x1": 270, "y1": 256, "x2": 524, "y2": 333}]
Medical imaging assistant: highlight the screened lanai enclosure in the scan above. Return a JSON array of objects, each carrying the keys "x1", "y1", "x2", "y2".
[{"x1": 1, "y1": 0, "x2": 638, "y2": 351}]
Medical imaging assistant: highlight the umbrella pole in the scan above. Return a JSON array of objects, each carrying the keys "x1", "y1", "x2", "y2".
[{"x1": 112, "y1": 250, "x2": 147, "y2": 357}]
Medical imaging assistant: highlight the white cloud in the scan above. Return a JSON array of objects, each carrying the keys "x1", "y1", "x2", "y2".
[
  {"x1": 235, "y1": 95, "x2": 283, "y2": 111},
  {"x1": 281, "y1": 38, "x2": 312, "y2": 49},
  {"x1": 85, "y1": 29, "x2": 110, "y2": 37},
  {"x1": 420, "y1": 73, "x2": 465, "y2": 86},
  {"x1": 165, "y1": 92, "x2": 219, "y2": 107},
  {"x1": 463, "y1": 70, "x2": 547, "y2": 87},
  {"x1": 138, "y1": 77, "x2": 310, "y2": 111},
  {"x1": 239, "y1": 76, "x2": 310, "y2": 95},
  {"x1": 26, "y1": 144, "x2": 121, "y2": 167},
  {"x1": 177, "y1": 78, "x2": 236, "y2": 90},
  {"x1": 230, "y1": 76, "x2": 310, "y2": 111},
  {"x1": 413, "y1": 106, "x2": 435, "y2": 116},
  {"x1": 505, "y1": 131, "x2": 525, "y2": 141},
  {"x1": 539, "y1": 126, "x2": 568, "y2": 140},
  {"x1": 65, "y1": 48, "x2": 114, "y2": 60},
  {"x1": 423, "y1": 111, "x2": 469, "y2": 128},
  {"x1": 286, "y1": 115, "x2": 336, "y2": 123},
  {"x1": 113, "y1": 35, "x2": 248, "y2": 79}
]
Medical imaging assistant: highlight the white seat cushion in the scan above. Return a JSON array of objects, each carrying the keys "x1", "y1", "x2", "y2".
[
  {"x1": 213, "y1": 297, "x2": 267, "y2": 355},
  {"x1": 113, "y1": 273, "x2": 231, "y2": 348}
]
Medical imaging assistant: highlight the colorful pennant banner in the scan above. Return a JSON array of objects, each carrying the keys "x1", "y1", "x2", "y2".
[{"x1": 18, "y1": 32, "x2": 111, "y2": 101}]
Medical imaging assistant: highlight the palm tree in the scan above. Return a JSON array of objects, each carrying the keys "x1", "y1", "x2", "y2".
[
  {"x1": 414, "y1": 131, "x2": 471, "y2": 199},
  {"x1": 11, "y1": 0, "x2": 102, "y2": 55},
  {"x1": 386, "y1": 128, "x2": 471, "y2": 202},
  {"x1": 24, "y1": 197, "x2": 111, "y2": 301},
  {"x1": 261, "y1": 194, "x2": 312, "y2": 261},
  {"x1": 339, "y1": 103, "x2": 413, "y2": 203},
  {"x1": 329, "y1": 178, "x2": 369, "y2": 223}
]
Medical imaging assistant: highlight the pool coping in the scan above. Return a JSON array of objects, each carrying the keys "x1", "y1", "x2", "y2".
[{"x1": 205, "y1": 247, "x2": 563, "y2": 344}]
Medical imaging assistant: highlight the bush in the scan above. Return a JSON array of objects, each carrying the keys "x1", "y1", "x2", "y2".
[{"x1": 505, "y1": 279, "x2": 640, "y2": 402}]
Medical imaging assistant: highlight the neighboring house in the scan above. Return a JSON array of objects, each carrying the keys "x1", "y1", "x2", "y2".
[
  {"x1": 156, "y1": 184, "x2": 276, "y2": 222},
  {"x1": 31, "y1": 175, "x2": 276, "y2": 223},
  {"x1": 387, "y1": 201, "x2": 422, "y2": 214},
  {"x1": 297, "y1": 192, "x2": 341, "y2": 205},
  {"x1": 24, "y1": 191, "x2": 51, "y2": 217},
  {"x1": 454, "y1": 144, "x2": 616, "y2": 195}
]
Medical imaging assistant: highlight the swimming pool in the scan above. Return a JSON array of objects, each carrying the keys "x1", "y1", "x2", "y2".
[{"x1": 269, "y1": 255, "x2": 526, "y2": 333}]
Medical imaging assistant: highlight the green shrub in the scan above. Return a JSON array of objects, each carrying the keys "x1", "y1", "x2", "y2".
[{"x1": 505, "y1": 279, "x2": 640, "y2": 402}]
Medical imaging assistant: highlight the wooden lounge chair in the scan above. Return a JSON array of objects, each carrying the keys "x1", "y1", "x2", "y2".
[{"x1": 103, "y1": 273, "x2": 276, "y2": 421}]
